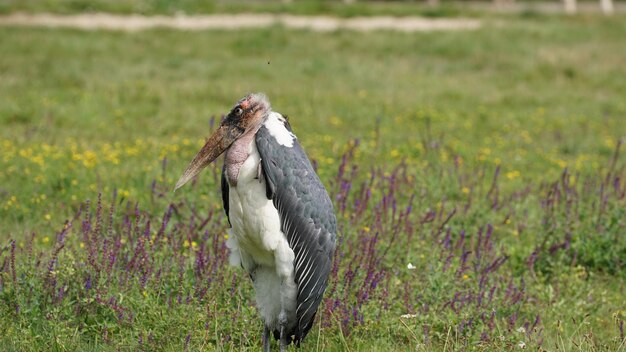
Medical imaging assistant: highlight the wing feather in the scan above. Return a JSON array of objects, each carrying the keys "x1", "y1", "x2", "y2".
[
  {"x1": 221, "y1": 165, "x2": 230, "y2": 226},
  {"x1": 256, "y1": 115, "x2": 337, "y2": 345}
]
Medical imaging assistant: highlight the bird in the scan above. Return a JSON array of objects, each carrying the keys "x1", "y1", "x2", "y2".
[{"x1": 175, "y1": 93, "x2": 337, "y2": 351}]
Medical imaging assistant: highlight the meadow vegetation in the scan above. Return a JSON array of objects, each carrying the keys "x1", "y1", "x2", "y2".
[
  {"x1": 0, "y1": 10, "x2": 625, "y2": 351},
  {"x1": 0, "y1": 0, "x2": 475, "y2": 18}
]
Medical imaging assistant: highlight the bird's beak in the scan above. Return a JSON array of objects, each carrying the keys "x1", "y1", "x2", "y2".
[{"x1": 174, "y1": 124, "x2": 242, "y2": 191}]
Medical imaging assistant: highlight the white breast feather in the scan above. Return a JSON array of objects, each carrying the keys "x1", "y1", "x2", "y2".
[
  {"x1": 265, "y1": 112, "x2": 296, "y2": 147},
  {"x1": 225, "y1": 138, "x2": 297, "y2": 330}
]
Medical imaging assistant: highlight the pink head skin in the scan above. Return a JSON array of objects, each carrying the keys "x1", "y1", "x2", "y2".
[{"x1": 175, "y1": 93, "x2": 271, "y2": 190}]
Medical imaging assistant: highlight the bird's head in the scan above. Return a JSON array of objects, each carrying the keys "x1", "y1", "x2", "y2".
[{"x1": 175, "y1": 93, "x2": 271, "y2": 190}]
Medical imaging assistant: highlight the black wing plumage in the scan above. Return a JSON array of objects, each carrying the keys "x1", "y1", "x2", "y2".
[
  {"x1": 221, "y1": 165, "x2": 230, "y2": 226},
  {"x1": 256, "y1": 119, "x2": 337, "y2": 346}
]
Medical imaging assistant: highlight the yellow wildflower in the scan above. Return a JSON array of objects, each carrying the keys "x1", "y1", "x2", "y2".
[
  {"x1": 506, "y1": 171, "x2": 520, "y2": 180},
  {"x1": 82, "y1": 150, "x2": 97, "y2": 168}
]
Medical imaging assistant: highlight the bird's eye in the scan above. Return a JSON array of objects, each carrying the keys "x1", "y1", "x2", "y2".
[{"x1": 234, "y1": 107, "x2": 243, "y2": 116}]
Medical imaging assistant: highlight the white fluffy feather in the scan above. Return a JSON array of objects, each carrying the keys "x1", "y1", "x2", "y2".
[
  {"x1": 225, "y1": 135, "x2": 297, "y2": 330},
  {"x1": 265, "y1": 112, "x2": 296, "y2": 147}
]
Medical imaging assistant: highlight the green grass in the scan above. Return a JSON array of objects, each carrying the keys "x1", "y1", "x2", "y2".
[
  {"x1": 0, "y1": 13, "x2": 625, "y2": 351},
  {"x1": 0, "y1": 0, "x2": 475, "y2": 18}
]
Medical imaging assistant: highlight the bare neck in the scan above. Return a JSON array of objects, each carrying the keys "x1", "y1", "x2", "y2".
[{"x1": 224, "y1": 127, "x2": 260, "y2": 187}]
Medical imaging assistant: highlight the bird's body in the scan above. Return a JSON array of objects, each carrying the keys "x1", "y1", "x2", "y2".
[
  {"x1": 176, "y1": 94, "x2": 336, "y2": 350},
  {"x1": 224, "y1": 114, "x2": 299, "y2": 333}
]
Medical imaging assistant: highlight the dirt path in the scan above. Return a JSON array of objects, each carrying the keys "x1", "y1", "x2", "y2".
[{"x1": 0, "y1": 13, "x2": 481, "y2": 32}]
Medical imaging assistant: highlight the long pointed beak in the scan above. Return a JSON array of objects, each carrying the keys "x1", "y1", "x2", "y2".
[{"x1": 175, "y1": 124, "x2": 242, "y2": 191}]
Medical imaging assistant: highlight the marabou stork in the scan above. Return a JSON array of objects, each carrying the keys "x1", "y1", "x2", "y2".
[{"x1": 175, "y1": 93, "x2": 337, "y2": 351}]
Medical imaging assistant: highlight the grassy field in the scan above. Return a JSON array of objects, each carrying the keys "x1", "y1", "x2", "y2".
[
  {"x1": 0, "y1": 10, "x2": 625, "y2": 352},
  {"x1": 0, "y1": 0, "x2": 482, "y2": 18}
]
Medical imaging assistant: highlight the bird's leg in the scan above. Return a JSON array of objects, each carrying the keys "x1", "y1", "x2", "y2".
[
  {"x1": 262, "y1": 325, "x2": 270, "y2": 352},
  {"x1": 279, "y1": 311, "x2": 288, "y2": 352}
]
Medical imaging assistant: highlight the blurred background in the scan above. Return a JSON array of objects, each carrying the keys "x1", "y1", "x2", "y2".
[
  {"x1": 0, "y1": 1, "x2": 624, "y2": 351},
  {"x1": 0, "y1": 0, "x2": 624, "y2": 15}
]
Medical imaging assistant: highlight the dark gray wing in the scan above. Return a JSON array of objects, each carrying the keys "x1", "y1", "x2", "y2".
[
  {"x1": 256, "y1": 119, "x2": 337, "y2": 346},
  {"x1": 221, "y1": 165, "x2": 230, "y2": 225}
]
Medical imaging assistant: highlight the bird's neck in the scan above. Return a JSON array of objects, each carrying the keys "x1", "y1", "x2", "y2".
[{"x1": 224, "y1": 127, "x2": 260, "y2": 187}]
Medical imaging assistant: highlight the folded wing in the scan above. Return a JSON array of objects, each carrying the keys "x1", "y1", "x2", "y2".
[{"x1": 256, "y1": 116, "x2": 337, "y2": 345}]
